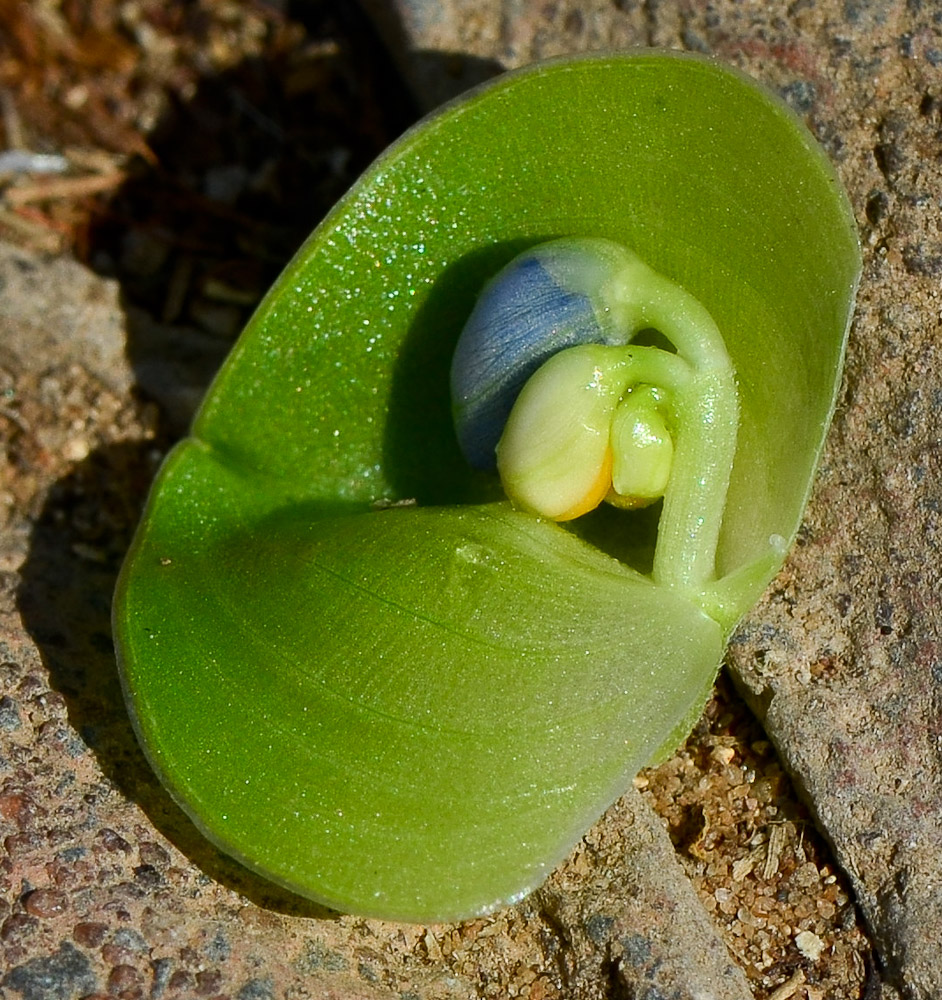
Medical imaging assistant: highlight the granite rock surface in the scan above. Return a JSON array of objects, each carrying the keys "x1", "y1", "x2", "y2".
[{"x1": 2, "y1": 1, "x2": 940, "y2": 998}]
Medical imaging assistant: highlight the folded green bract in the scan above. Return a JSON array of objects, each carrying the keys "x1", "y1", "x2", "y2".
[{"x1": 114, "y1": 52, "x2": 860, "y2": 922}]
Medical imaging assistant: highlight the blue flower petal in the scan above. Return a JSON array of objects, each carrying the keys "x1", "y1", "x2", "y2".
[{"x1": 451, "y1": 255, "x2": 602, "y2": 469}]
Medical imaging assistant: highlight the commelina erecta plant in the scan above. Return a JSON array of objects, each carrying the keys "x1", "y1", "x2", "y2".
[{"x1": 114, "y1": 51, "x2": 861, "y2": 923}]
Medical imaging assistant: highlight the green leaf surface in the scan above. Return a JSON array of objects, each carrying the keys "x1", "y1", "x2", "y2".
[
  {"x1": 119, "y1": 445, "x2": 722, "y2": 920},
  {"x1": 115, "y1": 51, "x2": 860, "y2": 921}
]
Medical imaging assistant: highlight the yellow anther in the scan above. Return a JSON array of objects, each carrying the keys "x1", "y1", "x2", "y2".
[{"x1": 556, "y1": 449, "x2": 613, "y2": 521}]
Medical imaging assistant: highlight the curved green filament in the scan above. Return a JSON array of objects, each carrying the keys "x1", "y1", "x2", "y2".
[
  {"x1": 654, "y1": 365, "x2": 738, "y2": 593},
  {"x1": 591, "y1": 246, "x2": 739, "y2": 594},
  {"x1": 605, "y1": 251, "x2": 733, "y2": 372}
]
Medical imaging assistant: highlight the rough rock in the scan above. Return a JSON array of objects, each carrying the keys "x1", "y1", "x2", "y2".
[
  {"x1": 3, "y1": 0, "x2": 941, "y2": 996},
  {"x1": 0, "y1": 243, "x2": 133, "y2": 395},
  {"x1": 727, "y1": 61, "x2": 942, "y2": 1000},
  {"x1": 536, "y1": 789, "x2": 753, "y2": 1000},
  {"x1": 0, "y1": 242, "x2": 225, "y2": 434}
]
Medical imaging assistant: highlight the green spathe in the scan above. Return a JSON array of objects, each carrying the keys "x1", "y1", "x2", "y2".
[{"x1": 115, "y1": 52, "x2": 861, "y2": 922}]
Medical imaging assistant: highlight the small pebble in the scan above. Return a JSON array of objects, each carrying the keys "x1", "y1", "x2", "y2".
[
  {"x1": 0, "y1": 792, "x2": 42, "y2": 828},
  {"x1": 5, "y1": 831, "x2": 44, "y2": 855},
  {"x1": 98, "y1": 828, "x2": 132, "y2": 853},
  {"x1": 24, "y1": 888, "x2": 69, "y2": 918},
  {"x1": 795, "y1": 929, "x2": 825, "y2": 961},
  {"x1": 102, "y1": 942, "x2": 138, "y2": 966},
  {"x1": 73, "y1": 921, "x2": 109, "y2": 948},
  {"x1": 168, "y1": 969, "x2": 193, "y2": 991},
  {"x1": 0, "y1": 695, "x2": 21, "y2": 730},
  {"x1": 138, "y1": 841, "x2": 171, "y2": 868},
  {"x1": 1, "y1": 913, "x2": 38, "y2": 942},
  {"x1": 195, "y1": 969, "x2": 223, "y2": 994},
  {"x1": 107, "y1": 963, "x2": 142, "y2": 993}
]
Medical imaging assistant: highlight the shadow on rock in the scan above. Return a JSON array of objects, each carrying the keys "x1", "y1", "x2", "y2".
[
  {"x1": 355, "y1": 0, "x2": 505, "y2": 110},
  {"x1": 86, "y1": 0, "x2": 420, "y2": 433},
  {"x1": 82, "y1": 0, "x2": 502, "y2": 435}
]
